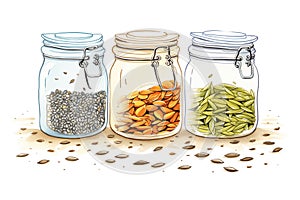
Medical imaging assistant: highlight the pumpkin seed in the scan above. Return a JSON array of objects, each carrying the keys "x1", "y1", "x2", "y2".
[{"x1": 224, "y1": 166, "x2": 238, "y2": 172}]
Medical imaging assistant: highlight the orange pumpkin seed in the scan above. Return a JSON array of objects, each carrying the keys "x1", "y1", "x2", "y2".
[
  {"x1": 146, "y1": 105, "x2": 158, "y2": 111},
  {"x1": 127, "y1": 91, "x2": 139, "y2": 99},
  {"x1": 140, "y1": 90, "x2": 153, "y2": 95},
  {"x1": 153, "y1": 101, "x2": 166, "y2": 106},
  {"x1": 135, "y1": 105, "x2": 146, "y2": 117},
  {"x1": 154, "y1": 110, "x2": 164, "y2": 120},
  {"x1": 149, "y1": 85, "x2": 161, "y2": 92},
  {"x1": 160, "y1": 107, "x2": 173, "y2": 113},
  {"x1": 133, "y1": 100, "x2": 145, "y2": 107},
  {"x1": 170, "y1": 112, "x2": 179, "y2": 123},
  {"x1": 164, "y1": 111, "x2": 175, "y2": 120},
  {"x1": 168, "y1": 100, "x2": 178, "y2": 108}
]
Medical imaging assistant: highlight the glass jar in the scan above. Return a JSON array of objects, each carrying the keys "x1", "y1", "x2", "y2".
[
  {"x1": 110, "y1": 29, "x2": 182, "y2": 139},
  {"x1": 39, "y1": 32, "x2": 108, "y2": 138},
  {"x1": 185, "y1": 30, "x2": 259, "y2": 138}
]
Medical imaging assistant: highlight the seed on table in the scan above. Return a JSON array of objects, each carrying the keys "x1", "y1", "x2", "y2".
[
  {"x1": 249, "y1": 139, "x2": 256, "y2": 142},
  {"x1": 169, "y1": 152, "x2": 176, "y2": 155},
  {"x1": 274, "y1": 127, "x2": 280, "y2": 130},
  {"x1": 114, "y1": 140, "x2": 122, "y2": 144},
  {"x1": 96, "y1": 150, "x2": 109, "y2": 155},
  {"x1": 60, "y1": 140, "x2": 71, "y2": 145},
  {"x1": 263, "y1": 133, "x2": 270, "y2": 137},
  {"x1": 69, "y1": 79, "x2": 75, "y2": 84},
  {"x1": 249, "y1": 148, "x2": 256, "y2": 151},
  {"x1": 105, "y1": 159, "x2": 115, "y2": 163},
  {"x1": 225, "y1": 153, "x2": 240, "y2": 158},
  {"x1": 115, "y1": 154, "x2": 129, "y2": 159},
  {"x1": 178, "y1": 165, "x2": 191, "y2": 170},
  {"x1": 37, "y1": 159, "x2": 49, "y2": 164},
  {"x1": 20, "y1": 128, "x2": 27, "y2": 131},
  {"x1": 47, "y1": 149, "x2": 55, "y2": 152},
  {"x1": 182, "y1": 145, "x2": 195, "y2": 150},
  {"x1": 36, "y1": 139, "x2": 45, "y2": 142},
  {"x1": 211, "y1": 158, "x2": 224, "y2": 164},
  {"x1": 65, "y1": 156, "x2": 79, "y2": 161},
  {"x1": 247, "y1": 166, "x2": 252, "y2": 168},
  {"x1": 151, "y1": 162, "x2": 165, "y2": 168},
  {"x1": 154, "y1": 146, "x2": 163, "y2": 151},
  {"x1": 272, "y1": 147, "x2": 283, "y2": 152},
  {"x1": 63, "y1": 72, "x2": 67, "y2": 74},
  {"x1": 16, "y1": 153, "x2": 29, "y2": 157},
  {"x1": 107, "y1": 134, "x2": 115, "y2": 138},
  {"x1": 31, "y1": 131, "x2": 38, "y2": 135},
  {"x1": 224, "y1": 166, "x2": 238, "y2": 172},
  {"x1": 230, "y1": 140, "x2": 240, "y2": 144},
  {"x1": 133, "y1": 160, "x2": 149, "y2": 165},
  {"x1": 194, "y1": 152, "x2": 209, "y2": 158},
  {"x1": 263, "y1": 141, "x2": 275, "y2": 145},
  {"x1": 240, "y1": 157, "x2": 253, "y2": 161}
]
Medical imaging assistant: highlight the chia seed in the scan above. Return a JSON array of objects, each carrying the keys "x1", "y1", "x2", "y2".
[{"x1": 47, "y1": 89, "x2": 106, "y2": 135}]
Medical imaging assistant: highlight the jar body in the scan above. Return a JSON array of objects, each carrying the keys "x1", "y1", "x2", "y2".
[
  {"x1": 110, "y1": 52, "x2": 182, "y2": 139},
  {"x1": 39, "y1": 56, "x2": 108, "y2": 138},
  {"x1": 185, "y1": 56, "x2": 259, "y2": 138}
]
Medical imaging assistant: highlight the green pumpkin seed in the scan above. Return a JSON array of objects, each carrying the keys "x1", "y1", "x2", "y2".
[
  {"x1": 211, "y1": 98, "x2": 227, "y2": 105},
  {"x1": 226, "y1": 101, "x2": 240, "y2": 110},
  {"x1": 215, "y1": 115, "x2": 230, "y2": 122},
  {"x1": 225, "y1": 109, "x2": 243, "y2": 114},
  {"x1": 208, "y1": 100, "x2": 217, "y2": 110},
  {"x1": 204, "y1": 115, "x2": 212, "y2": 124},
  {"x1": 197, "y1": 103, "x2": 208, "y2": 113},
  {"x1": 244, "y1": 99, "x2": 255, "y2": 107},
  {"x1": 203, "y1": 111, "x2": 213, "y2": 115},
  {"x1": 241, "y1": 106, "x2": 253, "y2": 113}
]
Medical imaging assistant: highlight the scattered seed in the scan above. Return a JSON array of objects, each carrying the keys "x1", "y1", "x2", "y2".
[
  {"x1": 107, "y1": 134, "x2": 115, "y2": 138},
  {"x1": 249, "y1": 139, "x2": 256, "y2": 142},
  {"x1": 247, "y1": 166, "x2": 252, "y2": 168},
  {"x1": 105, "y1": 159, "x2": 115, "y2": 163},
  {"x1": 76, "y1": 144, "x2": 81, "y2": 146},
  {"x1": 263, "y1": 133, "x2": 270, "y2": 137},
  {"x1": 60, "y1": 140, "x2": 71, "y2": 145},
  {"x1": 249, "y1": 148, "x2": 256, "y2": 151},
  {"x1": 37, "y1": 159, "x2": 49, "y2": 164},
  {"x1": 263, "y1": 141, "x2": 275, "y2": 145},
  {"x1": 260, "y1": 153, "x2": 264, "y2": 155},
  {"x1": 96, "y1": 150, "x2": 109, "y2": 155},
  {"x1": 272, "y1": 147, "x2": 283, "y2": 153},
  {"x1": 31, "y1": 131, "x2": 38, "y2": 135},
  {"x1": 274, "y1": 127, "x2": 280, "y2": 130},
  {"x1": 184, "y1": 141, "x2": 191, "y2": 144},
  {"x1": 194, "y1": 152, "x2": 209, "y2": 158},
  {"x1": 128, "y1": 146, "x2": 133, "y2": 149},
  {"x1": 178, "y1": 165, "x2": 191, "y2": 170},
  {"x1": 207, "y1": 147, "x2": 213, "y2": 150},
  {"x1": 47, "y1": 149, "x2": 55, "y2": 152},
  {"x1": 91, "y1": 142, "x2": 98, "y2": 145},
  {"x1": 36, "y1": 139, "x2": 45, "y2": 142},
  {"x1": 224, "y1": 166, "x2": 238, "y2": 172},
  {"x1": 240, "y1": 157, "x2": 253, "y2": 161},
  {"x1": 169, "y1": 152, "x2": 176, "y2": 155},
  {"x1": 68, "y1": 150, "x2": 75, "y2": 152},
  {"x1": 230, "y1": 140, "x2": 240, "y2": 144},
  {"x1": 114, "y1": 140, "x2": 122, "y2": 144},
  {"x1": 208, "y1": 74, "x2": 213, "y2": 78},
  {"x1": 182, "y1": 145, "x2": 195, "y2": 150},
  {"x1": 115, "y1": 154, "x2": 129, "y2": 159},
  {"x1": 264, "y1": 163, "x2": 268, "y2": 165},
  {"x1": 16, "y1": 153, "x2": 29, "y2": 157},
  {"x1": 65, "y1": 156, "x2": 79, "y2": 161},
  {"x1": 69, "y1": 79, "x2": 75, "y2": 84},
  {"x1": 133, "y1": 160, "x2": 149, "y2": 165},
  {"x1": 225, "y1": 153, "x2": 240, "y2": 158},
  {"x1": 154, "y1": 146, "x2": 163, "y2": 151},
  {"x1": 211, "y1": 158, "x2": 224, "y2": 164},
  {"x1": 20, "y1": 128, "x2": 27, "y2": 131},
  {"x1": 151, "y1": 162, "x2": 165, "y2": 168},
  {"x1": 63, "y1": 72, "x2": 67, "y2": 74}
]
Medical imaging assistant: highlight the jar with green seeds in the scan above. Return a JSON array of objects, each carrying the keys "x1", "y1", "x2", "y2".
[{"x1": 185, "y1": 30, "x2": 259, "y2": 138}]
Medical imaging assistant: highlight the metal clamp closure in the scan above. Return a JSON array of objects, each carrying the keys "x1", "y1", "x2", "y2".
[
  {"x1": 234, "y1": 46, "x2": 254, "y2": 79},
  {"x1": 79, "y1": 46, "x2": 102, "y2": 89},
  {"x1": 151, "y1": 46, "x2": 177, "y2": 91}
]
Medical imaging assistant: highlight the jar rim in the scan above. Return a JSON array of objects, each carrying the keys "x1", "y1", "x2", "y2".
[
  {"x1": 115, "y1": 29, "x2": 179, "y2": 49},
  {"x1": 42, "y1": 32, "x2": 103, "y2": 50},
  {"x1": 191, "y1": 30, "x2": 257, "y2": 49}
]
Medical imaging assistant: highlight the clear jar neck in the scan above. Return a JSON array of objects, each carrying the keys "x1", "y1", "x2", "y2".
[{"x1": 41, "y1": 45, "x2": 105, "y2": 60}]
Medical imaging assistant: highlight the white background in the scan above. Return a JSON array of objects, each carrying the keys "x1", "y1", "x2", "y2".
[{"x1": 0, "y1": 0, "x2": 299, "y2": 199}]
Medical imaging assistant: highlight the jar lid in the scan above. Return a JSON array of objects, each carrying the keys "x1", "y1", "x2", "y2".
[
  {"x1": 42, "y1": 32, "x2": 104, "y2": 49},
  {"x1": 115, "y1": 29, "x2": 179, "y2": 49},
  {"x1": 191, "y1": 30, "x2": 257, "y2": 49}
]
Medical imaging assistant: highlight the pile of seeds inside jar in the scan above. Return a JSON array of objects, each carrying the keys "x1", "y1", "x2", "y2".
[
  {"x1": 190, "y1": 82, "x2": 255, "y2": 136},
  {"x1": 47, "y1": 89, "x2": 106, "y2": 135},
  {"x1": 114, "y1": 80, "x2": 180, "y2": 135}
]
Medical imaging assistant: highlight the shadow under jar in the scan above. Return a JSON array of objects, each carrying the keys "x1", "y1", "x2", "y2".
[
  {"x1": 185, "y1": 30, "x2": 259, "y2": 138},
  {"x1": 110, "y1": 29, "x2": 182, "y2": 139},
  {"x1": 39, "y1": 32, "x2": 108, "y2": 138}
]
